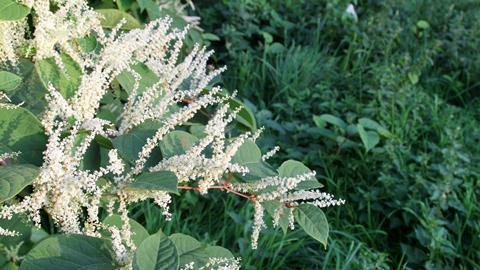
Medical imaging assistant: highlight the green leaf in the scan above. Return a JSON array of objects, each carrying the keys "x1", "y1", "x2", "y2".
[
  {"x1": 312, "y1": 115, "x2": 326, "y2": 128},
  {"x1": 112, "y1": 120, "x2": 162, "y2": 165},
  {"x1": 0, "y1": 0, "x2": 30, "y2": 21},
  {"x1": 316, "y1": 114, "x2": 347, "y2": 130},
  {"x1": 416, "y1": 20, "x2": 430, "y2": 29},
  {"x1": 3, "y1": 59, "x2": 48, "y2": 115},
  {"x1": 97, "y1": 9, "x2": 141, "y2": 30},
  {"x1": 169, "y1": 233, "x2": 202, "y2": 256},
  {"x1": 0, "y1": 107, "x2": 47, "y2": 166},
  {"x1": 102, "y1": 214, "x2": 149, "y2": 247},
  {"x1": 132, "y1": 231, "x2": 178, "y2": 270},
  {"x1": 127, "y1": 171, "x2": 178, "y2": 194},
  {"x1": 137, "y1": 0, "x2": 161, "y2": 19},
  {"x1": 278, "y1": 160, "x2": 322, "y2": 189},
  {"x1": 294, "y1": 204, "x2": 329, "y2": 248},
  {"x1": 357, "y1": 124, "x2": 380, "y2": 152},
  {"x1": 227, "y1": 98, "x2": 257, "y2": 132},
  {"x1": 408, "y1": 72, "x2": 419, "y2": 85},
  {"x1": 231, "y1": 139, "x2": 261, "y2": 164},
  {"x1": 159, "y1": 131, "x2": 198, "y2": 159},
  {"x1": 116, "y1": 63, "x2": 159, "y2": 95},
  {"x1": 35, "y1": 54, "x2": 82, "y2": 99},
  {"x1": 358, "y1": 118, "x2": 392, "y2": 138},
  {"x1": 231, "y1": 140, "x2": 276, "y2": 182},
  {"x1": 0, "y1": 165, "x2": 38, "y2": 202},
  {"x1": 20, "y1": 235, "x2": 116, "y2": 270},
  {"x1": 0, "y1": 71, "x2": 22, "y2": 91}
]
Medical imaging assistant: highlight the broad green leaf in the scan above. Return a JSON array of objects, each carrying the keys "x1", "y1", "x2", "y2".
[
  {"x1": 20, "y1": 235, "x2": 116, "y2": 270},
  {"x1": 116, "y1": 63, "x2": 159, "y2": 95},
  {"x1": 0, "y1": 107, "x2": 47, "y2": 166},
  {"x1": 159, "y1": 131, "x2": 198, "y2": 159},
  {"x1": 317, "y1": 114, "x2": 347, "y2": 130},
  {"x1": 294, "y1": 204, "x2": 329, "y2": 248},
  {"x1": 112, "y1": 120, "x2": 162, "y2": 165},
  {"x1": 312, "y1": 115, "x2": 326, "y2": 128},
  {"x1": 0, "y1": 71, "x2": 21, "y2": 91},
  {"x1": 228, "y1": 98, "x2": 257, "y2": 132},
  {"x1": 231, "y1": 140, "x2": 276, "y2": 182},
  {"x1": 0, "y1": 165, "x2": 38, "y2": 202},
  {"x1": 231, "y1": 139, "x2": 261, "y2": 164},
  {"x1": 358, "y1": 118, "x2": 392, "y2": 138},
  {"x1": 169, "y1": 233, "x2": 202, "y2": 256},
  {"x1": 278, "y1": 160, "x2": 322, "y2": 189},
  {"x1": 0, "y1": 0, "x2": 30, "y2": 21},
  {"x1": 127, "y1": 171, "x2": 178, "y2": 194},
  {"x1": 35, "y1": 54, "x2": 82, "y2": 99},
  {"x1": 4, "y1": 59, "x2": 47, "y2": 115},
  {"x1": 102, "y1": 214, "x2": 149, "y2": 247},
  {"x1": 132, "y1": 231, "x2": 178, "y2": 270},
  {"x1": 97, "y1": 9, "x2": 141, "y2": 30},
  {"x1": 137, "y1": 0, "x2": 161, "y2": 19},
  {"x1": 357, "y1": 124, "x2": 380, "y2": 152}
]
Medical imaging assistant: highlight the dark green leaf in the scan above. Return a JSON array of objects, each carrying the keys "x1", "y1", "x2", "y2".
[
  {"x1": 116, "y1": 63, "x2": 159, "y2": 95},
  {"x1": 112, "y1": 120, "x2": 162, "y2": 165},
  {"x1": 317, "y1": 114, "x2": 347, "y2": 130},
  {"x1": 357, "y1": 124, "x2": 380, "y2": 152},
  {"x1": 0, "y1": 165, "x2": 38, "y2": 202},
  {"x1": 294, "y1": 204, "x2": 329, "y2": 248},
  {"x1": 127, "y1": 171, "x2": 178, "y2": 194},
  {"x1": 35, "y1": 54, "x2": 82, "y2": 99},
  {"x1": 132, "y1": 231, "x2": 178, "y2": 270},
  {"x1": 20, "y1": 235, "x2": 116, "y2": 270},
  {"x1": 278, "y1": 160, "x2": 322, "y2": 189},
  {"x1": 169, "y1": 233, "x2": 202, "y2": 256},
  {"x1": 0, "y1": 107, "x2": 47, "y2": 166},
  {"x1": 159, "y1": 131, "x2": 198, "y2": 159},
  {"x1": 4, "y1": 59, "x2": 48, "y2": 115}
]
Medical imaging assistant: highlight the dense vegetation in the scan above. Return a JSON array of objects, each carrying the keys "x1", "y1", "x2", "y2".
[
  {"x1": 177, "y1": 0, "x2": 479, "y2": 269},
  {"x1": 0, "y1": 0, "x2": 479, "y2": 269}
]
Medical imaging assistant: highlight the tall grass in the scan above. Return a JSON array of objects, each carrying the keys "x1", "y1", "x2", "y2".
[{"x1": 130, "y1": 0, "x2": 480, "y2": 269}]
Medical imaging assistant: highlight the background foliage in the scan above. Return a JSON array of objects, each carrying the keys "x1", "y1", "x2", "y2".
[
  {"x1": 181, "y1": 0, "x2": 480, "y2": 269},
  {"x1": 1, "y1": 0, "x2": 480, "y2": 269}
]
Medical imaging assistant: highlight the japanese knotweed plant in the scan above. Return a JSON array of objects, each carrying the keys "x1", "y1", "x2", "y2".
[{"x1": 0, "y1": 0, "x2": 344, "y2": 269}]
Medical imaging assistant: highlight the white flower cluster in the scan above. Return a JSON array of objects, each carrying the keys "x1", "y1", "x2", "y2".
[
  {"x1": 181, "y1": 257, "x2": 241, "y2": 270},
  {"x1": 0, "y1": 19, "x2": 27, "y2": 66},
  {"x1": 0, "y1": 227, "x2": 19, "y2": 237},
  {"x1": 231, "y1": 172, "x2": 345, "y2": 249},
  {"x1": 0, "y1": 0, "x2": 101, "y2": 68}
]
